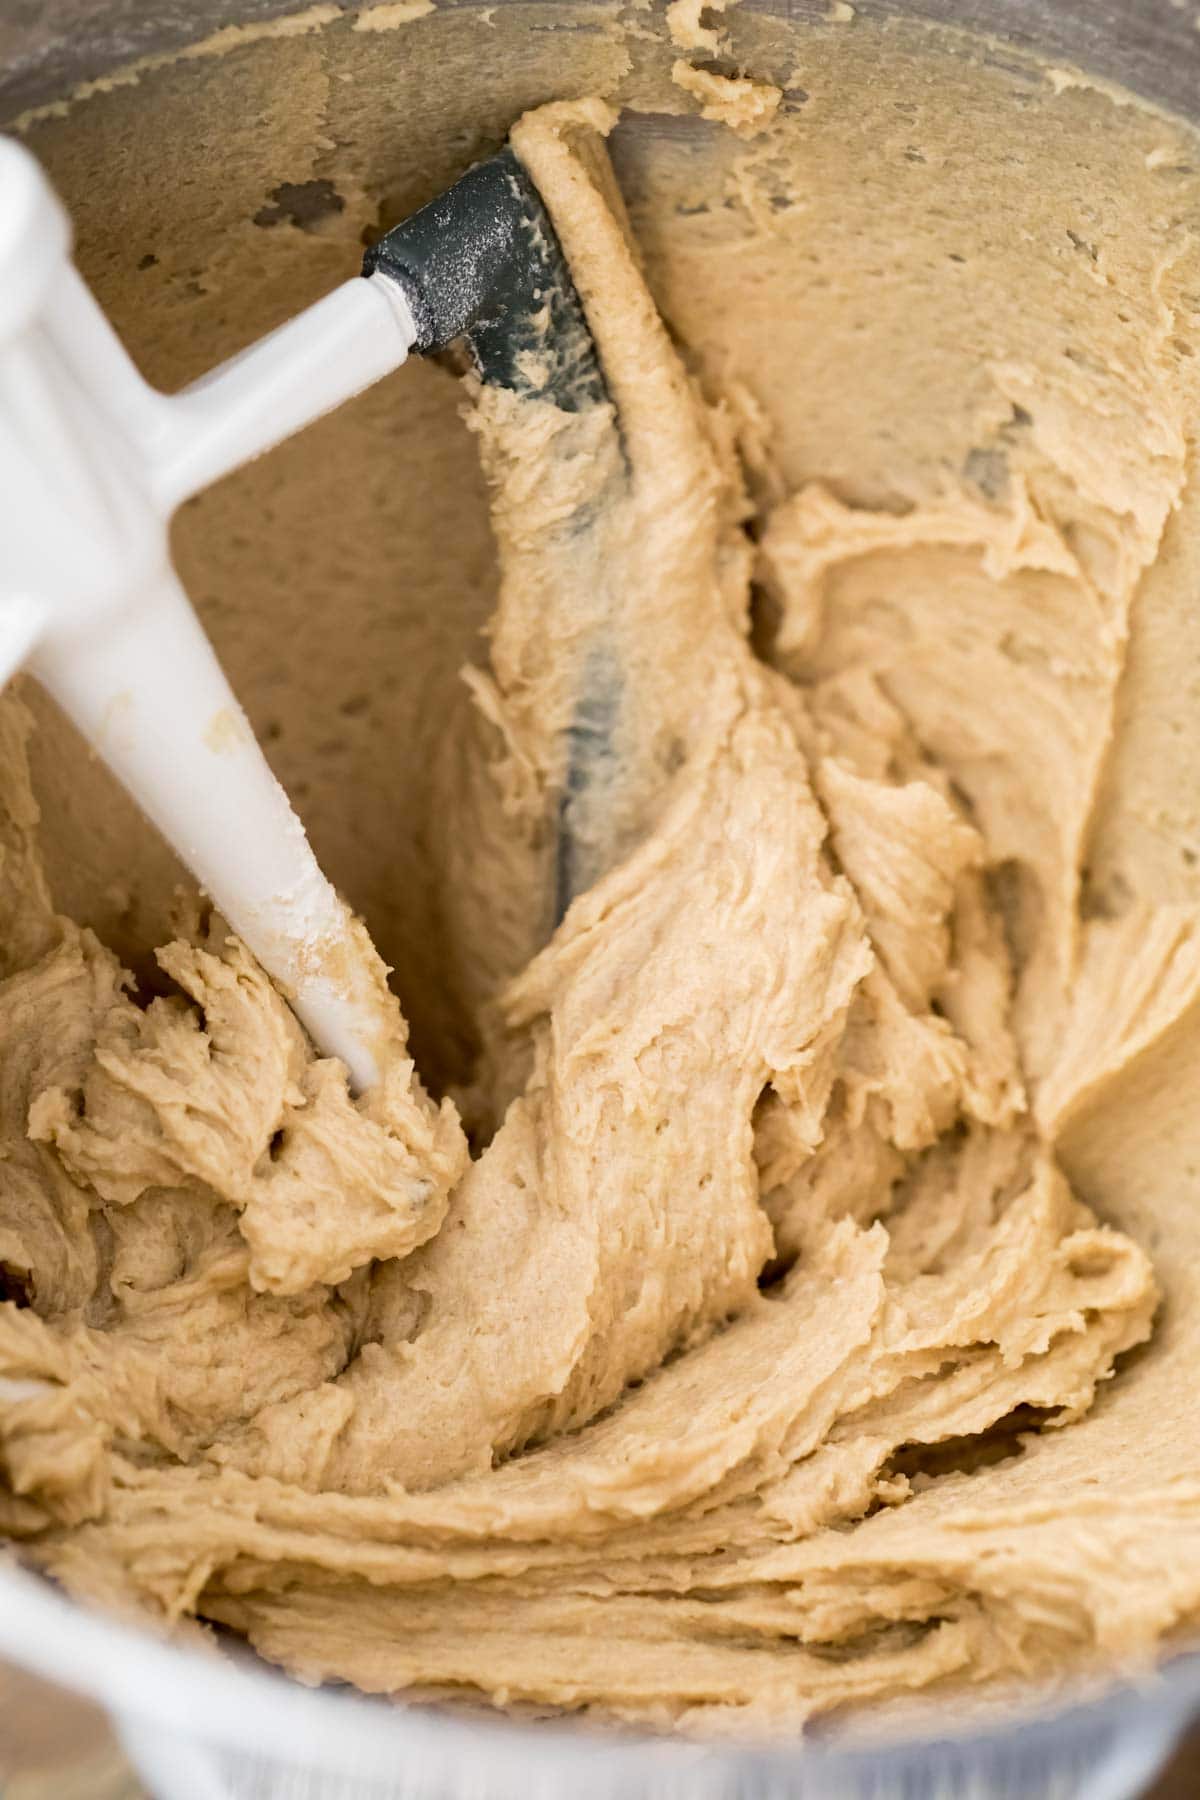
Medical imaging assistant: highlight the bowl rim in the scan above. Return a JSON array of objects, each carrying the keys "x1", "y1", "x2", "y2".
[{"x1": 0, "y1": 1558, "x2": 1195, "y2": 1791}]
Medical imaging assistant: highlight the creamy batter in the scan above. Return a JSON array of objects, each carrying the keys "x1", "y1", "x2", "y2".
[{"x1": 4, "y1": 0, "x2": 1200, "y2": 1735}]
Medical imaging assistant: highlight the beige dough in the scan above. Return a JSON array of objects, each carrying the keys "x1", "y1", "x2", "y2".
[{"x1": 5, "y1": 1, "x2": 1200, "y2": 1737}]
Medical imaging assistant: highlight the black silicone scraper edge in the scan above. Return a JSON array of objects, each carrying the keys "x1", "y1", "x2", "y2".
[
  {"x1": 363, "y1": 145, "x2": 619, "y2": 922},
  {"x1": 362, "y1": 147, "x2": 607, "y2": 412}
]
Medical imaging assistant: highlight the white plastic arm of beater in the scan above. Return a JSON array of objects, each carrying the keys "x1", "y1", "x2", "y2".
[
  {"x1": 0, "y1": 593, "x2": 53, "y2": 690},
  {"x1": 44, "y1": 261, "x2": 418, "y2": 515},
  {"x1": 29, "y1": 565, "x2": 395, "y2": 1090},
  {"x1": 0, "y1": 135, "x2": 418, "y2": 1092}
]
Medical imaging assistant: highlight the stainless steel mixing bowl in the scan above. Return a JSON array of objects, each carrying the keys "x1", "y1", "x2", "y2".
[
  {"x1": 3, "y1": 0, "x2": 1198, "y2": 120},
  {"x1": 1, "y1": 3, "x2": 1199, "y2": 1795}
]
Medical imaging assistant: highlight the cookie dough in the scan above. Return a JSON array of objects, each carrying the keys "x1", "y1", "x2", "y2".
[{"x1": 4, "y1": 3, "x2": 1200, "y2": 1737}]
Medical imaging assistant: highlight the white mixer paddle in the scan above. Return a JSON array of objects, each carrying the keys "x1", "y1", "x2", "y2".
[
  {"x1": 0, "y1": 129, "x2": 618, "y2": 1092},
  {"x1": 0, "y1": 137, "x2": 420, "y2": 1092}
]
